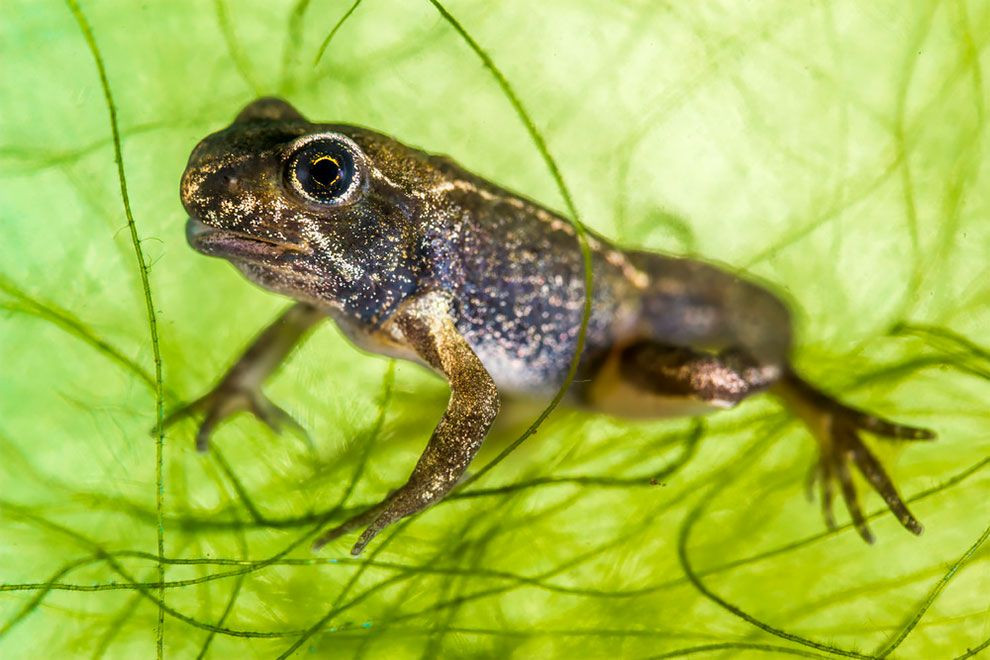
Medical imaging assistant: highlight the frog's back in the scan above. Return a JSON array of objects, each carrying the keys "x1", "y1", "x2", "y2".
[
  {"x1": 417, "y1": 156, "x2": 792, "y2": 397},
  {"x1": 426, "y1": 174, "x2": 627, "y2": 395},
  {"x1": 623, "y1": 248, "x2": 793, "y2": 368}
]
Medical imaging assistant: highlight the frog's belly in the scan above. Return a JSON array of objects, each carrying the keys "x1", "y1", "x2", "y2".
[
  {"x1": 586, "y1": 378, "x2": 727, "y2": 419},
  {"x1": 473, "y1": 343, "x2": 563, "y2": 396},
  {"x1": 335, "y1": 312, "x2": 564, "y2": 395}
]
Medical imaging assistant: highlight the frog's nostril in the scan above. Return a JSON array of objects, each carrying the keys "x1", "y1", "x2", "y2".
[{"x1": 222, "y1": 172, "x2": 240, "y2": 193}]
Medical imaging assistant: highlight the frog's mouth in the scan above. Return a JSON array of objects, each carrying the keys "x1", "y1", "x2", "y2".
[{"x1": 185, "y1": 217, "x2": 310, "y2": 263}]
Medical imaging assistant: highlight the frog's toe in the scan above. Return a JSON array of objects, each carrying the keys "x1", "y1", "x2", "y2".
[
  {"x1": 830, "y1": 426, "x2": 875, "y2": 543},
  {"x1": 809, "y1": 455, "x2": 837, "y2": 531},
  {"x1": 187, "y1": 388, "x2": 249, "y2": 452},
  {"x1": 845, "y1": 409, "x2": 936, "y2": 442},
  {"x1": 840, "y1": 417, "x2": 924, "y2": 536},
  {"x1": 311, "y1": 503, "x2": 384, "y2": 553},
  {"x1": 248, "y1": 393, "x2": 312, "y2": 449},
  {"x1": 194, "y1": 402, "x2": 228, "y2": 452},
  {"x1": 159, "y1": 393, "x2": 208, "y2": 433},
  {"x1": 159, "y1": 392, "x2": 226, "y2": 448}
]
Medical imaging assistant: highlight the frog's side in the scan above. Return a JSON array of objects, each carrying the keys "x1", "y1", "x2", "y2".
[{"x1": 174, "y1": 98, "x2": 935, "y2": 555}]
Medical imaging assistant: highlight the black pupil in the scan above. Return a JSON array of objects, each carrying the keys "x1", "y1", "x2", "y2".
[
  {"x1": 309, "y1": 157, "x2": 340, "y2": 188},
  {"x1": 291, "y1": 142, "x2": 354, "y2": 202}
]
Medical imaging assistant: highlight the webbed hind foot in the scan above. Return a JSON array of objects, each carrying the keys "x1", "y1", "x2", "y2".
[{"x1": 776, "y1": 370, "x2": 935, "y2": 543}]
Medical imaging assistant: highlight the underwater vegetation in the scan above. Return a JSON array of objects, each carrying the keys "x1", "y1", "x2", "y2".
[{"x1": 0, "y1": 0, "x2": 988, "y2": 657}]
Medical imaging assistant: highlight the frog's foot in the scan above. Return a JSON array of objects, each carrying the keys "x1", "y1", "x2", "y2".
[
  {"x1": 162, "y1": 383, "x2": 308, "y2": 452},
  {"x1": 776, "y1": 371, "x2": 935, "y2": 543},
  {"x1": 311, "y1": 476, "x2": 456, "y2": 556},
  {"x1": 311, "y1": 501, "x2": 387, "y2": 553}
]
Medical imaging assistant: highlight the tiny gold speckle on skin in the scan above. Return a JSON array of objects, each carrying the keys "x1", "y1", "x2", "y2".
[{"x1": 169, "y1": 96, "x2": 937, "y2": 555}]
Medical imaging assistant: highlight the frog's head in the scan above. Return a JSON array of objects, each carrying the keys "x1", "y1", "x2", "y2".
[{"x1": 181, "y1": 97, "x2": 443, "y2": 323}]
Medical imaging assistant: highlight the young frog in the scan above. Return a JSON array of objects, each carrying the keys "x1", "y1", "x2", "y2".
[{"x1": 174, "y1": 97, "x2": 934, "y2": 555}]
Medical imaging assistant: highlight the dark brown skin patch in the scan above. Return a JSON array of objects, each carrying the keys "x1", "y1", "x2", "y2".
[
  {"x1": 170, "y1": 97, "x2": 936, "y2": 554},
  {"x1": 615, "y1": 343, "x2": 770, "y2": 405}
]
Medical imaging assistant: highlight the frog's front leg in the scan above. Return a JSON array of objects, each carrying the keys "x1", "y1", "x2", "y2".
[
  {"x1": 774, "y1": 371, "x2": 934, "y2": 543},
  {"x1": 313, "y1": 291, "x2": 500, "y2": 556},
  {"x1": 163, "y1": 302, "x2": 326, "y2": 450}
]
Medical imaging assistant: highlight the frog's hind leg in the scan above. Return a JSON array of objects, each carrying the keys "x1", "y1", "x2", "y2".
[
  {"x1": 583, "y1": 341, "x2": 779, "y2": 419},
  {"x1": 773, "y1": 370, "x2": 935, "y2": 543}
]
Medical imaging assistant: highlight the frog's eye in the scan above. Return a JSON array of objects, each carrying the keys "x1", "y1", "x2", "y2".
[{"x1": 285, "y1": 139, "x2": 358, "y2": 204}]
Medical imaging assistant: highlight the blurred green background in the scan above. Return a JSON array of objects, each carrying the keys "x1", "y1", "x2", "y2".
[{"x1": 1, "y1": 0, "x2": 989, "y2": 657}]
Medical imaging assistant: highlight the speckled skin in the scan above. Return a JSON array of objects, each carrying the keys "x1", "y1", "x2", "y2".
[
  {"x1": 181, "y1": 99, "x2": 789, "y2": 400},
  {"x1": 174, "y1": 98, "x2": 935, "y2": 554}
]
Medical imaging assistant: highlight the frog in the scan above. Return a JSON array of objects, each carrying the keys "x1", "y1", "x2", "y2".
[{"x1": 172, "y1": 97, "x2": 935, "y2": 556}]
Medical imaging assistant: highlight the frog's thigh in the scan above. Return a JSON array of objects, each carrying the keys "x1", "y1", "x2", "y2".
[{"x1": 584, "y1": 342, "x2": 758, "y2": 419}]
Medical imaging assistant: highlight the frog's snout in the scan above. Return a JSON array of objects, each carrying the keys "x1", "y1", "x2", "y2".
[
  {"x1": 180, "y1": 154, "x2": 249, "y2": 223},
  {"x1": 179, "y1": 164, "x2": 202, "y2": 216}
]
